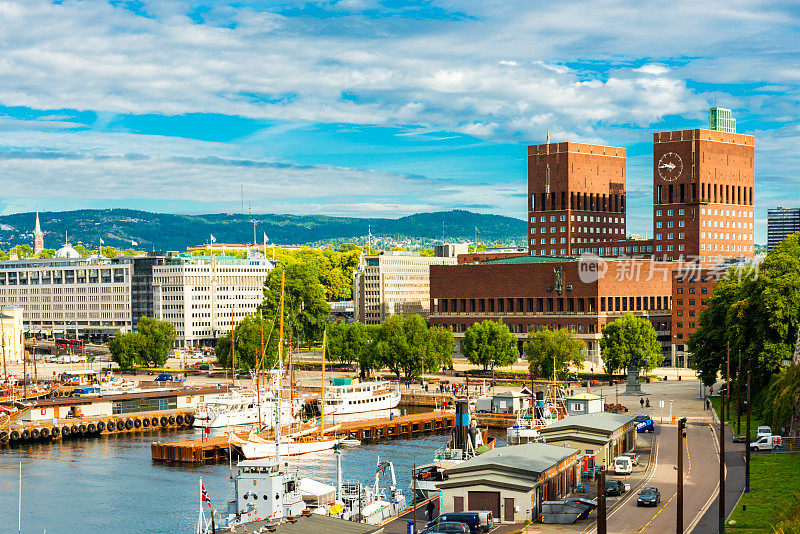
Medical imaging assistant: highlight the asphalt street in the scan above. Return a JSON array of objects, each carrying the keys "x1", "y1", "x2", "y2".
[{"x1": 604, "y1": 422, "x2": 719, "y2": 534}]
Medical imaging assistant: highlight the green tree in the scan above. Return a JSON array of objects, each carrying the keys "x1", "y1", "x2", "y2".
[
  {"x1": 9, "y1": 244, "x2": 33, "y2": 258},
  {"x1": 524, "y1": 327, "x2": 585, "y2": 379},
  {"x1": 215, "y1": 314, "x2": 279, "y2": 372},
  {"x1": 35, "y1": 249, "x2": 56, "y2": 259},
  {"x1": 100, "y1": 246, "x2": 118, "y2": 258},
  {"x1": 426, "y1": 326, "x2": 455, "y2": 373},
  {"x1": 262, "y1": 263, "x2": 331, "y2": 345},
  {"x1": 337, "y1": 243, "x2": 360, "y2": 253},
  {"x1": 73, "y1": 244, "x2": 89, "y2": 256},
  {"x1": 419, "y1": 249, "x2": 434, "y2": 257},
  {"x1": 108, "y1": 331, "x2": 144, "y2": 370},
  {"x1": 461, "y1": 320, "x2": 519, "y2": 370},
  {"x1": 690, "y1": 233, "x2": 800, "y2": 388},
  {"x1": 600, "y1": 313, "x2": 663, "y2": 375},
  {"x1": 136, "y1": 316, "x2": 176, "y2": 367}
]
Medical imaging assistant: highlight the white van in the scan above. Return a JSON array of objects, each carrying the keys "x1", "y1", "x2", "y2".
[
  {"x1": 756, "y1": 426, "x2": 772, "y2": 439},
  {"x1": 750, "y1": 435, "x2": 781, "y2": 452},
  {"x1": 613, "y1": 456, "x2": 633, "y2": 475}
]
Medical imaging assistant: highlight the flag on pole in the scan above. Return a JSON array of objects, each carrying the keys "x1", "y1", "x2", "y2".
[
  {"x1": 263, "y1": 232, "x2": 268, "y2": 244},
  {"x1": 474, "y1": 227, "x2": 479, "y2": 233},
  {"x1": 210, "y1": 234, "x2": 217, "y2": 244},
  {"x1": 131, "y1": 240, "x2": 139, "y2": 246},
  {"x1": 99, "y1": 238, "x2": 105, "y2": 245},
  {"x1": 201, "y1": 479, "x2": 212, "y2": 508}
]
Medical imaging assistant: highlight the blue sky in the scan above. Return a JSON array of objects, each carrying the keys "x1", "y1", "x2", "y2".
[{"x1": 0, "y1": 1, "x2": 798, "y2": 244}]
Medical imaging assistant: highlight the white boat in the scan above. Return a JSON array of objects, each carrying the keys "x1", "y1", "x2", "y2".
[
  {"x1": 322, "y1": 379, "x2": 400, "y2": 415},
  {"x1": 230, "y1": 430, "x2": 341, "y2": 458},
  {"x1": 193, "y1": 388, "x2": 301, "y2": 429},
  {"x1": 196, "y1": 458, "x2": 306, "y2": 533}
]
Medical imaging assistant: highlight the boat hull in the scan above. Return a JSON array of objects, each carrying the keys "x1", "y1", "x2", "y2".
[
  {"x1": 240, "y1": 438, "x2": 340, "y2": 459},
  {"x1": 324, "y1": 391, "x2": 401, "y2": 415}
]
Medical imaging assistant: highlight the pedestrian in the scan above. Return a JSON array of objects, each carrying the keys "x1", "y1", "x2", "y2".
[
  {"x1": 640, "y1": 398, "x2": 645, "y2": 409},
  {"x1": 705, "y1": 398, "x2": 710, "y2": 410},
  {"x1": 426, "y1": 499, "x2": 435, "y2": 520},
  {"x1": 646, "y1": 398, "x2": 650, "y2": 408}
]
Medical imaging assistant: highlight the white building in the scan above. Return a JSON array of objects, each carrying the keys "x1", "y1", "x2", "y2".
[
  {"x1": 353, "y1": 250, "x2": 459, "y2": 324},
  {"x1": 0, "y1": 245, "x2": 133, "y2": 339},
  {"x1": 0, "y1": 305, "x2": 24, "y2": 364},
  {"x1": 153, "y1": 254, "x2": 273, "y2": 347}
]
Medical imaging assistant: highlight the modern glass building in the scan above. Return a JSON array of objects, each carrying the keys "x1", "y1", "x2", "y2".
[
  {"x1": 709, "y1": 107, "x2": 736, "y2": 133},
  {"x1": 768, "y1": 207, "x2": 800, "y2": 251}
]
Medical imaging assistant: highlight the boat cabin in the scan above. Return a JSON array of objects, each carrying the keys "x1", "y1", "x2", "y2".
[{"x1": 228, "y1": 459, "x2": 306, "y2": 524}]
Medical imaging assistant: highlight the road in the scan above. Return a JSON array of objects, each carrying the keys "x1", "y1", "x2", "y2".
[{"x1": 605, "y1": 422, "x2": 719, "y2": 533}]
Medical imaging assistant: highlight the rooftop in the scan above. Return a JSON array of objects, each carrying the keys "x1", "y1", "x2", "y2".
[
  {"x1": 539, "y1": 412, "x2": 634, "y2": 434},
  {"x1": 481, "y1": 255, "x2": 576, "y2": 265},
  {"x1": 446, "y1": 442, "x2": 578, "y2": 475},
  {"x1": 567, "y1": 393, "x2": 602, "y2": 401}
]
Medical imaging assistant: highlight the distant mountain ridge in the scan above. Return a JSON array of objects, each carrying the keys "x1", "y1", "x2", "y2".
[{"x1": 0, "y1": 209, "x2": 526, "y2": 251}]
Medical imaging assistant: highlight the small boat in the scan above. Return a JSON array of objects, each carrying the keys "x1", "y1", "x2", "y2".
[
  {"x1": 506, "y1": 386, "x2": 567, "y2": 444},
  {"x1": 229, "y1": 430, "x2": 341, "y2": 459},
  {"x1": 321, "y1": 379, "x2": 401, "y2": 415}
]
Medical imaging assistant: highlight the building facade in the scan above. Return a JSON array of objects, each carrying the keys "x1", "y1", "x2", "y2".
[
  {"x1": 429, "y1": 256, "x2": 674, "y2": 368},
  {"x1": 0, "y1": 245, "x2": 133, "y2": 339},
  {"x1": 353, "y1": 250, "x2": 458, "y2": 324},
  {"x1": 767, "y1": 207, "x2": 800, "y2": 252},
  {"x1": 0, "y1": 305, "x2": 24, "y2": 364},
  {"x1": 528, "y1": 141, "x2": 627, "y2": 257},
  {"x1": 652, "y1": 128, "x2": 755, "y2": 262},
  {"x1": 152, "y1": 254, "x2": 273, "y2": 347}
]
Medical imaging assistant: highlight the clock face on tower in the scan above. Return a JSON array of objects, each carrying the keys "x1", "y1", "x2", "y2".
[{"x1": 658, "y1": 152, "x2": 683, "y2": 182}]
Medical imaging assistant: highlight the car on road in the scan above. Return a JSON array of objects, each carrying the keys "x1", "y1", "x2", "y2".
[
  {"x1": 606, "y1": 480, "x2": 626, "y2": 496},
  {"x1": 420, "y1": 522, "x2": 469, "y2": 534},
  {"x1": 637, "y1": 487, "x2": 660, "y2": 507},
  {"x1": 622, "y1": 452, "x2": 639, "y2": 466},
  {"x1": 634, "y1": 414, "x2": 654, "y2": 433}
]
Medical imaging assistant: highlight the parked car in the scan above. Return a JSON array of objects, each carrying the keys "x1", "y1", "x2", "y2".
[
  {"x1": 464, "y1": 510, "x2": 493, "y2": 533},
  {"x1": 634, "y1": 414, "x2": 654, "y2": 433},
  {"x1": 613, "y1": 456, "x2": 633, "y2": 475},
  {"x1": 197, "y1": 363, "x2": 211, "y2": 371},
  {"x1": 426, "y1": 513, "x2": 482, "y2": 534},
  {"x1": 606, "y1": 480, "x2": 626, "y2": 496},
  {"x1": 756, "y1": 426, "x2": 772, "y2": 439},
  {"x1": 155, "y1": 373, "x2": 177, "y2": 382},
  {"x1": 750, "y1": 435, "x2": 782, "y2": 452},
  {"x1": 622, "y1": 452, "x2": 639, "y2": 466},
  {"x1": 421, "y1": 522, "x2": 469, "y2": 534},
  {"x1": 637, "y1": 487, "x2": 660, "y2": 507}
]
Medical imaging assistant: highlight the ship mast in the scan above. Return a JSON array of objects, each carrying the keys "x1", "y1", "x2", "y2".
[
  {"x1": 231, "y1": 308, "x2": 235, "y2": 388},
  {"x1": 276, "y1": 270, "x2": 285, "y2": 455},
  {"x1": 320, "y1": 329, "x2": 326, "y2": 438},
  {"x1": 257, "y1": 310, "x2": 264, "y2": 431}
]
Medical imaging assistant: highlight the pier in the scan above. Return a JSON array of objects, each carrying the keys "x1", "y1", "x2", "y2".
[{"x1": 151, "y1": 410, "x2": 456, "y2": 464}]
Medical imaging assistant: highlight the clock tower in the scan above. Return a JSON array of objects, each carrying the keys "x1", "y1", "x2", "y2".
[{"x1": 652, "y1": 128, "x2": 755, "y2": 262}]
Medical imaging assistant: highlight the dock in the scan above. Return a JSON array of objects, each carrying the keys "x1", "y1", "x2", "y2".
[{"x1": 151, "y1": 410, "x2": 456, "y2": 464}]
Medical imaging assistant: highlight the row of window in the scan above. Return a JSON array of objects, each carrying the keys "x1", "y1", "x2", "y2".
[{"x1": 436, "y1": 295, "x2": 670, "y2": 314}]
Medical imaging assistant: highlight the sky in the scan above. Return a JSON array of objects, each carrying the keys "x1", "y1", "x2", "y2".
[{"x1": 0, "y1": 1, "x2": 798, "y2": 243}]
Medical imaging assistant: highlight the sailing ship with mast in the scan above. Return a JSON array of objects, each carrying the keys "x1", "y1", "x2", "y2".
[{"x1": 228, "y1": 271, "x2": 340, "y2": 458}]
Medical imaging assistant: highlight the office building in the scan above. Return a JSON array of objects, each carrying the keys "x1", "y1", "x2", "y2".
[
  {"x1": 152, "y1": 254, "x2": 273, "y2": 347},
  {"x1": 0, "y1": 244, "x2": 133, "y2": 339},
  {"x1": 528, "y1": 139, "x2": 627, "y2": 256},
  {"x1": 710, "y1": 107, "x2": 736, "y2": 133},
  {"x1": 353, "y1": 250, "x2": 458, "y2": 324},
  {"x1": 767, "y1": 207, "x2": 800, "y2": 251},
  {"x1": 129, "y1": 253, "x2": 177, "y2": 327}
]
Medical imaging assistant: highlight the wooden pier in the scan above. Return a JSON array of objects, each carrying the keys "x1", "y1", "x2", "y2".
[{"x1": 151, "y1": 410, "x2": 456, "y2": 464}]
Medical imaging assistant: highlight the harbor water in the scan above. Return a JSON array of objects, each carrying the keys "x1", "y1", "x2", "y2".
[{"x1": 0, "y1": 410, "x2": 480, "y2": 534}]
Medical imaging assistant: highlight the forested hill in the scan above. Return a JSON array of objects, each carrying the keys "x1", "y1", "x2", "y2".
[{"x1": 0, "y1": 209, "x2": 526, "y2": 251}]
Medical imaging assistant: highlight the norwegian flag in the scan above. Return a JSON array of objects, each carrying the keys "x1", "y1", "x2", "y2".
[{"x1": 201, "y1": 479, "x2": 212, "y2": 508}]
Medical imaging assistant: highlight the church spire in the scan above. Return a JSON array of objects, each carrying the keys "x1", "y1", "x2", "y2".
[{"x1": 33, "y1": 211, "x2": 44, "y2": 255}]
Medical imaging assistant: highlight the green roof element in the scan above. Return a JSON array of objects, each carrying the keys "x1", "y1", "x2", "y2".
[
  {"x1": 481, "y1": 255, "x2": 576, "y2": 265},
  {"x1": 446, "y1": 442, "x2": 579, "y2": 475}
]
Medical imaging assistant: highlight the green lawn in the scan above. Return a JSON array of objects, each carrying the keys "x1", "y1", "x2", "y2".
[
  {"x1": 710, "y1": 395, "x2": 766, "y2": 439},
  {"x1": 726, "y1": 454, "x2": 800, "y2": 533}
]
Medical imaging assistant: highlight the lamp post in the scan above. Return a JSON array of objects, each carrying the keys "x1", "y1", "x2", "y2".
[
  {"x1": 597, "y1": 467, "x2": 607, "y2": 534},
  {"x1": 677, "y1": 417, "x2": 687, "y2": 533}
]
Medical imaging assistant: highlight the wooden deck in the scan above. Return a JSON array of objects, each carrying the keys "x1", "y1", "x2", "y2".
[{"x1": 151, "y1": 410, "x2": 456, "y2": 464}]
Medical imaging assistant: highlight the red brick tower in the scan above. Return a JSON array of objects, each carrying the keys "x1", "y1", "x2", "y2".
[
  {"x1": 652, "y1": 129, "x2": 755, "y2": 262},
  {"x1": 528, "y1": 137, "x2": 626, "y2": 256},
  {"x1": 33, "y1": 211, "x2": 44, "y2": 255}
]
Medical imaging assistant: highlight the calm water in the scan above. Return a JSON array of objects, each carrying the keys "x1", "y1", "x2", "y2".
[{"x1": 0, "y1": 412, "x2": 468, "y2": 534}]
